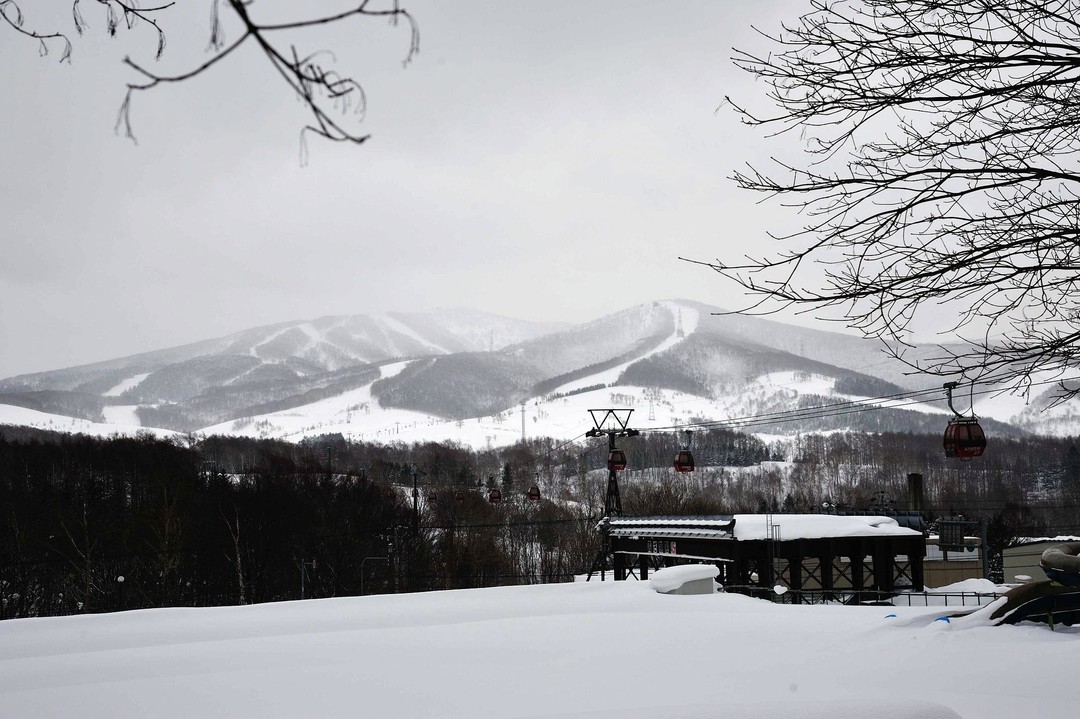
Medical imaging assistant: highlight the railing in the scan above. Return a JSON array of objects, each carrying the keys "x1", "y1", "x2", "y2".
[
  {"x1": 722, "y1": 585, "x2": 1002, "y2": 607},
  {"x1": 890, "y1": 590, "x2": 1002, "y2": 608}
]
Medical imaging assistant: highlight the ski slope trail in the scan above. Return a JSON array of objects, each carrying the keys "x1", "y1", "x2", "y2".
[{"x1": 549, "y1": 300, "x2": 699, "y2": 397}]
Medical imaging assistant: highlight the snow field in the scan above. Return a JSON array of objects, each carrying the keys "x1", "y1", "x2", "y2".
[{"x1": 0, "y1": 579, "x2": 1073, "y2": 718}]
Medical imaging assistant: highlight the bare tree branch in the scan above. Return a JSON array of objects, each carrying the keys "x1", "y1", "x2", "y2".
[
  {"x1": 702, "y1": 0, "x2": 1080, "y2": 402},
  {"x1": 5, "y1": 0, "x2": 419, "y2": 150}
]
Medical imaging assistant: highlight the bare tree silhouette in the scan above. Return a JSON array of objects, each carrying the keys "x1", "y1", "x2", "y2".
[
  {"x1": 1, "y1": 0, "x2": 419, "y2": 154},
  {"x1": 697, "y1": 0, "x2": 1080, "y2": 402}
]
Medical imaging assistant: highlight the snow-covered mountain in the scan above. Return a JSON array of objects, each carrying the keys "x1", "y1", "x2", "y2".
[{"x1": 0, "y1": 300, "x2": 1066, "y2": 445}]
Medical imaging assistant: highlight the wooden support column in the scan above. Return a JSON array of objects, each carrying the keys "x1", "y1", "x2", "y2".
[
  {"x1": 759, "y1": 547, "x2": 775, "y2": 589},
  {"x1": 851, "y1": 553, "x2": 865, "y2": 600},
  {"x1": 872, "y1": 544, "x2": 893, "y2": 594},
  {"x1": 613, "y1": 551, "x2": 626, "y2": 581},
  {"x1": 789, "y1": 555, "x2": 803, "y2": 604},
  {"x1": 911, "y1": 547, "x2": 925, "y2": 592},
  {"x1": 639, "y1": 555, "x2": 649, "y2": 580},
  {"x1": 821, "y1": 552, "x2": 834, "y2": 598}
]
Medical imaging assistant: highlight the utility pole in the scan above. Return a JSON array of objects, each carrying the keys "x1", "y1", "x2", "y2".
[
  {"x1": 584, "y1": 409, "x2": 639, "y2": 581},
  {"x1": 300, "y1": 558, "x2": 316, "y2": 599},
  {"x1": 391, "y1": 526, "x2": 401, "y2": 593},
  {"x1": 405, "y1": 464, "x2": 424, "y2": 536}
]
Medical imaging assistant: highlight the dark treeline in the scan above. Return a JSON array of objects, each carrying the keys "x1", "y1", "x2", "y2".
[
  {"x1": 0, "y1": 426, "x2": 771, "y2": 619},
  {"x1": 0, "y1": 431, "x2": 419, "y2": 619},
  {"x1": 0, "y1": 429, "x2": 608, "y2": 619},
  {"x1": 5, "y1": 424, "x2": 1080, "y2": 619}
]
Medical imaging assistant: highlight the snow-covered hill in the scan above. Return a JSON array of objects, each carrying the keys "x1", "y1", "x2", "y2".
[{"x1": 0, "y1": 300, "x2": 1068, "y2": 445}]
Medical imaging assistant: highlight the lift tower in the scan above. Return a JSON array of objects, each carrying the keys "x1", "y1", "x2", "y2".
[{"x1": 585, "y1": 409, "x2": 639, "y2": 580}]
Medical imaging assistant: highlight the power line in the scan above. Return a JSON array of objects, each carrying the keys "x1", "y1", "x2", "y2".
[{"x1": 643, "y1": 374, "x2": 1080, "y2": 436}]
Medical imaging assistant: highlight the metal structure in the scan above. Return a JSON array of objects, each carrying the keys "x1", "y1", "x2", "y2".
[
  {"x1": 405, "y1": 464, "x2": 425, "y2": 534},
  {"x1": 607, "y1": 515, "x2": 927, "y2": 601},
  {"x1": 585, "y1": 409, "x2": 639, "y2": 580}
]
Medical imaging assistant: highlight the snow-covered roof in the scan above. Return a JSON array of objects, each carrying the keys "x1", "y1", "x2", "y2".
[
  {"x1": 732, "y1": 514, "x2": 919, "y2": 541},
  {"x1": 607, "y1": 514, "x2": 920, "y2": 541},
  {"x1": 607, "y1": 516, "x2": 735, "y2": 541},
  {"x1": 648, "y1": 564, "x2": 719, "y2": 593},
  {"x1": 1010, "y1": 536, "x2": 1080, "y2": 547}
]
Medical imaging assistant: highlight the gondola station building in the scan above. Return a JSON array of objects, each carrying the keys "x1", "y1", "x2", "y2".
[{"x1": 602, "y1": 513, "x2": 927, "y2": 600}]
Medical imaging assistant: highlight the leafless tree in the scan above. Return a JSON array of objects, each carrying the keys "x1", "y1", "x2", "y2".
[
  {"x1": 701, "y1": 0, "x2": 1080, "y2": 402},
  {"x1": 0, "y1": 0, "x2": 419, "y2": 155}
]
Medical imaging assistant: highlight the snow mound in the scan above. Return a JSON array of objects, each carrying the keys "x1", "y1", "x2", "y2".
[
  {"x1": 648, "y1": 564, "x2": 719, "y2": 593},
  {"x1": 927, "y1": 578, "x2": 999, "y2": 594}
]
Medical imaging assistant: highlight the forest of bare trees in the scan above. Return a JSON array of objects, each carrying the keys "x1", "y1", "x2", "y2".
[{"x1": 4, "y1": 424, "x2": 1080, "y2": 618}]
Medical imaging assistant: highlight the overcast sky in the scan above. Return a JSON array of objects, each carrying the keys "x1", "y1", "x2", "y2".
[{"x1": 0, "y1": 0, "x2": 806, "y2": 379}]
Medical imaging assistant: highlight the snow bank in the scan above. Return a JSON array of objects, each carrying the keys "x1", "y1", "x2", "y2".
[
  {"x1": 927, "y1": 578, "x2": 1000, "y2": 594},
  {"x1": 648, "y1": 564, "x2": 719, "y2": 593}
]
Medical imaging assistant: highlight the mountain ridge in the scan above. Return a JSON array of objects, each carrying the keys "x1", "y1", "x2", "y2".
[{"x1": 0, "y1": 300, "x2": 1069, "y2": 444}]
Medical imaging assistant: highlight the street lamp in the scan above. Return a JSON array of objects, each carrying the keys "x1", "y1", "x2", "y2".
[{"x1": 116, "y1": 575, "x2": 125, "y2": 610}]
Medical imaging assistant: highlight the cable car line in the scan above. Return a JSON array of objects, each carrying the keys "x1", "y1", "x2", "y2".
[
  {"x1": 642, "y1": 374, "x2": 1080, "y2": 436},
  {"x1": 487, "y1": 373, "x2": 1080, "y2": 489}
]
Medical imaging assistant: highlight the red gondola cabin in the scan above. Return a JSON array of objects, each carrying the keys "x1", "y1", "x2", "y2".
[
  {"x1": 944, "y1": 418, "x2": 986, "y2": 460},
  {"x1": 674, "y1": 450, "x2": 695, "y2": 473},
  {"x1": 488, "y1": 488, "x2": 502, "y2": 504},
  {"x1": 608, "y1": 450, "x2": 627, "y2": 472},
  {"x1": 527, "y1": 485, "x2": 541, "y2": 501}
]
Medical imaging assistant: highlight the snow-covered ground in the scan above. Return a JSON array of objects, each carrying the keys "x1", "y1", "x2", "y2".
[
  {"x1": 549, "y1": 300, "x2": 699, "y2": 396},
  {"x1": 0, "y1": 404, "x2": 173, "y2": 440},
  {"x1": 101, "y1": 404, "x2": 142, "y2": 427},
  {"x1": 0, "y1": 579, "x2": 1072, "y2": 718},
  {"x1": 103, "y1": 372, "x2": 151, "y2": 398}
]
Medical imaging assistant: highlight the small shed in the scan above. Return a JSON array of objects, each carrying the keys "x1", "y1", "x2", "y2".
[
  {"x1": 1004, "y1": 536, "x2": 1080, "y2": 584},
  {"x1": 924, "y1": 535, "x2": 983, "y2": 587}
]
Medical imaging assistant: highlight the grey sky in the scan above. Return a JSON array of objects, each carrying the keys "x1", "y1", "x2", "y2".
[{"x1": 1, "y1": 0, "x2": 799, "y2": 379}]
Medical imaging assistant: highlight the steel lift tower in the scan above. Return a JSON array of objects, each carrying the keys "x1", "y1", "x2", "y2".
[{"x1": 585, "y1": 408, "x2": 638, "y2": 580}]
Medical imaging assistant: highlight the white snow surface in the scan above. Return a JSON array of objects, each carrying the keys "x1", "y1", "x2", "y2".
[
  {"x1": 102, "y1": 372, "x2": 151, "y2": 397},
  {"x1": 378, "y1": 313, "x2": 451, "y2": 354},
  {"x1": 0, "y1": 580, "x2": 1072, "y2": 718},
  {"x1": 648, "y1": 563, "x2": 719, "y2": 593},
  {"x1": 1014, "y1": 535, "x2": 1080, "y2": 546},
  {"x1": 927, "y1": 578, "x2": 1000, "y2": 594},
  {"x1": 0, "y1": 404, "x2": 172, "y2": 439},
  {"x1": 549, "y1": 300, "x2": 699, "y2": 396},
  {"x1": 731, "y1": 514, "x2": 919, "y2": 541},
  {"x1": 101, "y1": 405, "x2": 142, "y2": 427},
  {"x1": 609, "y1": 514, "x2": 916, "y2": 541}
]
